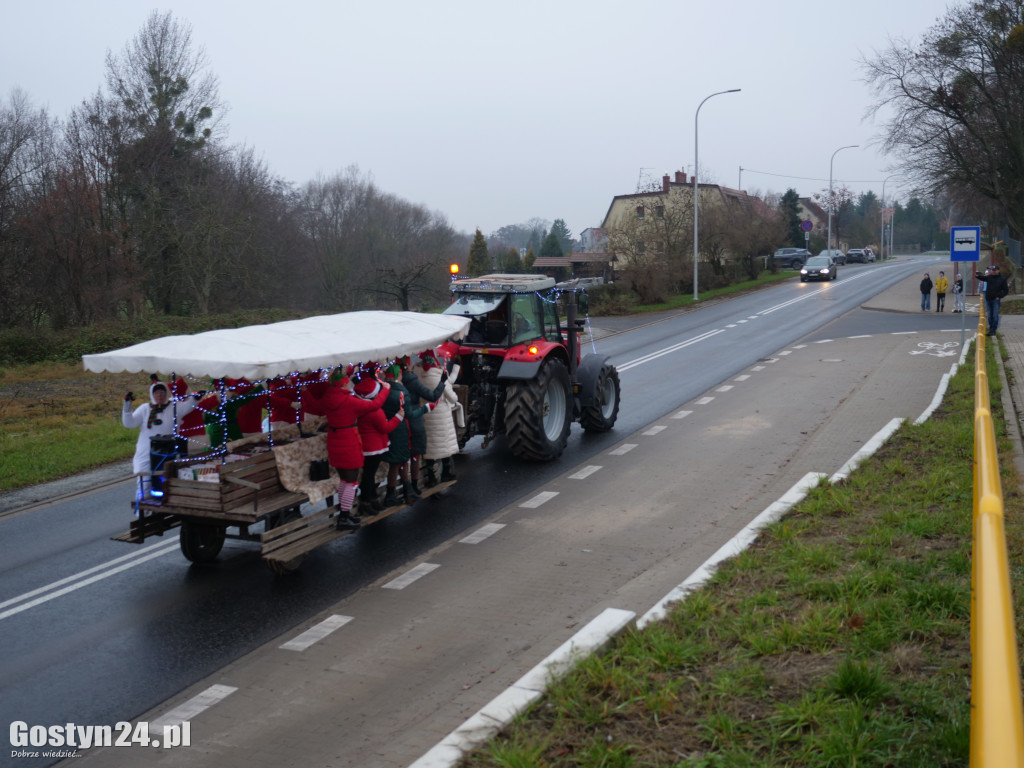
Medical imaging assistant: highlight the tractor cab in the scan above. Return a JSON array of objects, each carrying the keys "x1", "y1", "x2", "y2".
[{"x1": 443, "y1": 274, "x2": 560, "y2": 351}]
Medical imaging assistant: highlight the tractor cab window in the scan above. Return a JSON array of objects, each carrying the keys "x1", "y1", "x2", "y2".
[
  {"x1": 444, "y1": 293, "x2": 509, "y2": 345},
  {"x1": 542, "y1": 293, "x2": 561, "y2": 342},
  {"x1": 509, "y1": 292, "x2": 542, "y2": 345}
]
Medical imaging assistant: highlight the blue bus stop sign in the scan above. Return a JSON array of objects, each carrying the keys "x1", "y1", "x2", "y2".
[{"x1": 950, "y1": 226, "x2": 981, "y2": 261}]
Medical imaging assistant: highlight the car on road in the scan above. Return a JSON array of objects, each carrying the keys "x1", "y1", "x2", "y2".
[
  {"x1": 771, "y1": 247, "x2": 812, "y2": 269},
  {"x1": 846, "y1": 248, "x2": 869, "y2": 263},
  {"x1": 800, "y1": 255, "x2": 838, "y2": 282},
  {"x1": 818, "y1": 248, "x2": 846, "y2": 265},
  {"x1": 863, "y1": 247, "x2": 876, "y2": 262}
]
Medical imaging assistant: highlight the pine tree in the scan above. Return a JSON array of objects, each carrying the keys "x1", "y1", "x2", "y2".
[
  {"x1": 500, "y1": 247, "x2": 523, "y2": 273},
  {"x1": 467, "y1": 229, "x2": 491, "y2": 276},
  {"x1": 523, "y1": 247, "x2": 537, "y2": 271},
  {"x1": 550, "y1": 218, "x2": 574, "y2": 255},
  {"x1": 539, "y1": 231, "x2": 564, "y2": 259}
]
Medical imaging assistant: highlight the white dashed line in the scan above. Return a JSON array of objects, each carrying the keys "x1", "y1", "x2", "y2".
[
  {"x1": 151, "y1": 685, "x2": 238, "y2": 730},
  {"x1": 751, "y1": 365, "x2": 766, "y2": 371},
  {"x1": 733, "y1": 375, "x2": 750, "y2": 382},
  {"x1": 696, "y1": 396, "x2": 714, "y2": 405},
  {"x1": 280, "y1": 615, "x2": 353, "y2": 651},
  {"x1": 716, "y1": 385, "x2": 734, "y2": 392},
  {"x1": 519, "y1": 491, "x2": 559, "y2": 508},
  {"x1": 609, "y1": 444, "x2": 637, "y2": 455},
  {"x1": 671, "y1": 410, "x2": 693, "y2": 419},
  {"x1": 383, "y1": 563, "x2": 440, "y2": 590},
  {"x1": 643, "y1": 425, "x2": 667, "y2": 435},
  {"x1": 568, "y1": 466, "x2": 602, "y2": 480},
  {"x1": 460, "y1": 523, "x2": 506, "y2": 544}
]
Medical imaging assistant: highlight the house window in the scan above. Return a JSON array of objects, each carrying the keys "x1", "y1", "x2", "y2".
[
  {"x1": 655, "y1": 205, "x2": 665, "y2": 220},
  {"x1": 636, "y1": 205, "x2": 644, "y2": 220}
]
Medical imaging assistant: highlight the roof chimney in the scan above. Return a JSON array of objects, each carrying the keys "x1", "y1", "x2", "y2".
[
  {"x1": 662, "y1": 174, "x2": 671, "y2": 193},
  {"x1": 675, "y1": 171, "x2": 686, "y2": 184}
]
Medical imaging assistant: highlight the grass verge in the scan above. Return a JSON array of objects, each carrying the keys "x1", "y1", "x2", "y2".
[{"x1": 459, "y1": 339, "x2": 1024, "y2": 767}]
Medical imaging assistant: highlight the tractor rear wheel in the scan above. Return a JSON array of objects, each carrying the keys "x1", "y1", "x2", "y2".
[
  {"x1": 580, "y1": 363, "x2": 620, "y2": 432},
  {"x1": 504, "y1": 359, "x2": 572, "y2": 461}
]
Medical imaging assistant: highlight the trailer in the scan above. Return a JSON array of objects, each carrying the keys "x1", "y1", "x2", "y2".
[{"x1": 84, "y1": 311, "x2": 469, "y2": 574}]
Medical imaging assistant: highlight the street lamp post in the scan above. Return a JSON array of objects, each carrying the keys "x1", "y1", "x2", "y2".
[
  {"x1": 826, "y1": 145, "x2": 858, "y2": 258},
  {"x1": 693, "y1": 88, "x2": 741, "y2": 301},
  {"x1": 881, "y1": 174, "x2": 898, "y2": 260}
]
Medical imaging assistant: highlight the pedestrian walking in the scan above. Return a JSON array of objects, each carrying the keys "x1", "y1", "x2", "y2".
[
  {"x1": 953, "y1": 273, "x2": 965, "y2": 313},
  {"x1": 935, "y1": 271, "x2": 948, "y2": 312},
  {"x1": 975, "y1": 264, "x2": 1010, "y2": 335},
  {"x1": 920, "y1": 272, "x2": 933, "y2": 311}
]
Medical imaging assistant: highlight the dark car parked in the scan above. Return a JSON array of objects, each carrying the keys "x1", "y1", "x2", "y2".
[
  {"x1": 771, "y1": 247, "x2": 812, "y2": 269},
  {"x1": 846, "y1": 249, "x2": 868, "y2": 263}
]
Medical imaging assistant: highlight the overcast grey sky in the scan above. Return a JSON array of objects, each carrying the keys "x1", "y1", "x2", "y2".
[{"x1": 3, "y1": 1, "x2": 953, "y2": 238}]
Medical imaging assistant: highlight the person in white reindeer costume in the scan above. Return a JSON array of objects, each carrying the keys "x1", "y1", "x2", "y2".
[
  {"x1": 122, "y1": 377, "x2": 196, "y2": 499},
  {"x1": 414, "y1": 349, "x2": 463, "y2": 487}
]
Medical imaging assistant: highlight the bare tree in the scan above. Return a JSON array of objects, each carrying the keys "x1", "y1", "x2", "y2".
[
  {"x1": 862, "y1": 1, "x2": 1024, "y2": 235},
  {"x1": 0, "y1": 89, "x2": 58, "y2": 326}
]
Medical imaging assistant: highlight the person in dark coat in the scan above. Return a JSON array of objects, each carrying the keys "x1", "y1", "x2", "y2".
[
  {"x1": 919, "y1": 273, "x2": 933, "y2": 312},
  {"x1": 976, "y1": 263, "x2": 1010, "y2": 335},
  {"x1": 380, "y1": 364, "x2": 437, "y2": 506},
  {"x1": 399, "y1": 355, "x2": 447, "y2": 494}
]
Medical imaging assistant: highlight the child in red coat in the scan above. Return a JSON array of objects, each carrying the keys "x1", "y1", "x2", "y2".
[
  {"x1": 303, "y1": 368, "x2": 392, "y2": 529},
  {"x1": 353, "y1": 372, "x2": 405, "y2": 516}
]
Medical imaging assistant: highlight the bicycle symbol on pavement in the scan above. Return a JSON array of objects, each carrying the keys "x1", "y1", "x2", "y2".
[{"x1": 909, "y1": 341, "x2": 960, "y2": 357}]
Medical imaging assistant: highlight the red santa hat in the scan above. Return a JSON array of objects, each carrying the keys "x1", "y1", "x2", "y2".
[{"x1": 353, "y1": 376, "x2": 381, "y2": 398}]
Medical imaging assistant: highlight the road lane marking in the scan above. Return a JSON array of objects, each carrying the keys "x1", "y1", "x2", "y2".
[
  {"x1": 0, "y1": 541, "x2": 179, "y2": 622},
  {"x1": 733, "y1": 375, "x2": 750, "y2": 382},
  {"x1": 617, "y1": 328, "x2": 725, "y2": 372},
  {"x1": 383, "y1": 563, "x2": 440, "y2": 590},
  {"x1": 568, "y1": 466, "x2": 601, "y2": 480},
  {"x1": 716, "y1": 385, "x2": 734, "y2": 392},
  {"x1": 642, "y1": 425, "x2": 666, "y2": 435},
  {"x1": 151, "y1": 685, "x2": 238, "y2": 730},
  {"x1": 696, "y1": 396, "x2": 714, "y2": 405},
  {"x1": 671, "y1": 410, "x2": 693, "y2": 419},
  {"x1": 608, "y1": 444, "x2": 637, "y2": 455},
  {"x1": 519, "y1": 491, "x2": 559, "y2": 508},
  {"x1": 460, "y1": 523, "x2": 506, "y2": 544},
  {"x1": 280, "y1": 615, "x2": 353, "y2": 651}
]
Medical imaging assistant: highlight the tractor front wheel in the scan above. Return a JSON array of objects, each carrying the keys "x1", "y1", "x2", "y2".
[{"x1": 504, "y1": 359, "x2": 572, "y2": 461}]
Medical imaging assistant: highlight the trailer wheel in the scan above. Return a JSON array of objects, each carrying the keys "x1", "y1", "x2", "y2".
[
  {"x1": 180, "y1": 521, "x2": 226, "y2": 564},
  {"x1": 504, "y1": 358, "x2": 572, "y2": 461},
  {"x1": 580, "y1": 363, "x2": 621, "y2": 432},
  {"x1": 265, "y1": 555, "x2": 306, "y2": 576}
]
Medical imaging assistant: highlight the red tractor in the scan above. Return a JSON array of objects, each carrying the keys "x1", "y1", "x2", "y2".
[{"x1": 438, "y1": 274, "x2": 620, "y2": 461}]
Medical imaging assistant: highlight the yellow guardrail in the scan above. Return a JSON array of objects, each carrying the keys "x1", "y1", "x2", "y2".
[{"x1": 971, "y1": 302, "x2": 1024, "y2": 767}]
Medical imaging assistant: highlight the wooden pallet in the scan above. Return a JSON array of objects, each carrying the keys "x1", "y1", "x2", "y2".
[
  {"x1": 260, "y1": 480, "x2": 457, "y2": 566},
  {"x1": 111, "y1": 512, "x2": 181, "y2": 544}
]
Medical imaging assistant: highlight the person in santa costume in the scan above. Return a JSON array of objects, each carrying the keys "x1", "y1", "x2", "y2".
[
  {"x1": 302, "y1": 366, "x2": 392, "y2": 530},
  {"x1": 353, "y1": 365, "x2": 405, "y2": 516}
]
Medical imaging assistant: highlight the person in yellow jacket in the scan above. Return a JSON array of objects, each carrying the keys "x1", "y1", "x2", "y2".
[{"x1": 935, "y1": 271, "x2": 949, "y2": 312}]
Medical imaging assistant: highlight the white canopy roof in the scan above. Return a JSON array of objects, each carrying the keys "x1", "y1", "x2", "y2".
[{"x1": 82, "y1": 311, "x2": 470, "y2": 380}]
